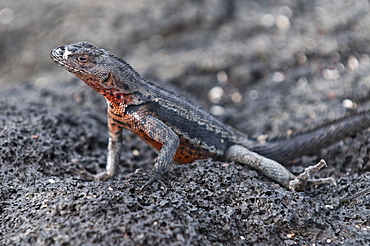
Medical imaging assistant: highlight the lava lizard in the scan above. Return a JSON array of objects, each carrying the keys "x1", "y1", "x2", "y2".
[{"x1": 50, "y1": 41, "x2": 370, "y2": 191}]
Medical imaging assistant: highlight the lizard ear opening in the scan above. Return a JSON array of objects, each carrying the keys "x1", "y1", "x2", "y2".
[
  {"x1": 101, "y1": 73, "x2": 110, "y2": 83},
  {"x1": 101, "y1": 72, "x2": 114, "y2": 86}
]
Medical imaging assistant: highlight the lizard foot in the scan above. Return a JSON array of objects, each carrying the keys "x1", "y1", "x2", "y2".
[
  {"x1": 67, "y1": 159, "x2": 112, "y2": 181},
  {"x1": 125, "y1": 169, "x2": 169, "y2": 192},
  {"x1": 289, "y1": 159, "x2": 336, "y2": 191}
]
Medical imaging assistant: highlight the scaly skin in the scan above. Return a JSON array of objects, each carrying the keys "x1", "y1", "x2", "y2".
[{"x1": 50, "y1": 41, "x2": 370, "y2": 191}]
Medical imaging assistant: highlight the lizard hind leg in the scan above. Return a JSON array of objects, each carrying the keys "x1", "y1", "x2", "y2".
[{"x1": 225, "y1": 145, "x2": 336, "y2": 191}]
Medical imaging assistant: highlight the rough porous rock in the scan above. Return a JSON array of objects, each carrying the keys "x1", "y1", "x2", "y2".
[{"x1": 1, "y1": 1, "x2": 370, "y2": 245}]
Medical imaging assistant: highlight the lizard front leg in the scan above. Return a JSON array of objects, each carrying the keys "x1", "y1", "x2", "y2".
[
  {"x1": 126, "y1": 114, "x2": 180, "y2": 188},
  {"x1": 68, "y1": 114, "x2": 123, "y2": 180},
  {"x1": 225, "y1": 145, "x2": 336, "y2": 191}
]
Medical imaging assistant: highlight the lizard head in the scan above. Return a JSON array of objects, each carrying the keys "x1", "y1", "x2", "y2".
[{"x1": 50, "y1": 41, "x2": 135, "y2": 92}]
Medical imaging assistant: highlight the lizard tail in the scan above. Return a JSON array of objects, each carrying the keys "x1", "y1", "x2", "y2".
[{"x1": 250, "y1": 110, "x2": 370, "y2": 163}]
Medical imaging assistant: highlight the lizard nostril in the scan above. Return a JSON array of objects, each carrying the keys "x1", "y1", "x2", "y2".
[
  {"x1": 51, "y1": 47, "x2": 64, "y2": 58},
  {"x1": 55, "y1": 46, "x2": 64, "y2": 55}
]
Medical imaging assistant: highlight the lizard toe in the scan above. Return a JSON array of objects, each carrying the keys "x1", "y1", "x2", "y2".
[
  {"x1": 289, "y1": 159, "x2": 336, "y2": 191},
  {"x1": 125, "y1": 169, "x2": 169, "y2": 192}
]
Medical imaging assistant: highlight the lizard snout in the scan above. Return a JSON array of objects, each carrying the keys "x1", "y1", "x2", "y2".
[{"x1": 50, "y1": 46, "x2": 64, "y2": 60}]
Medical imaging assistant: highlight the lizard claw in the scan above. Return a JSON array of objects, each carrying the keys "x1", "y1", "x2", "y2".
[
  {"x1": 289, "y1": 159, "x2": 336, "y2": 191},
  {"x1": 67, "y1": 167, "x2": 112, "y2": 181},
  {"x1": 125, "y1": 169, "x2": 169, "y2": 192},
  {"x1": 140, "y1": 172, "x2": 168, "y2": 192},
  {"x1": 67, "y1": 159, "x2": 112, "y2": 181}
]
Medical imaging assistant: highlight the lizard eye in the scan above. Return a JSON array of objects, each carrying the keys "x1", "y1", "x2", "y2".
[{"x1": 77, "y1": 55, "x2": 89, "y2": 64}]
